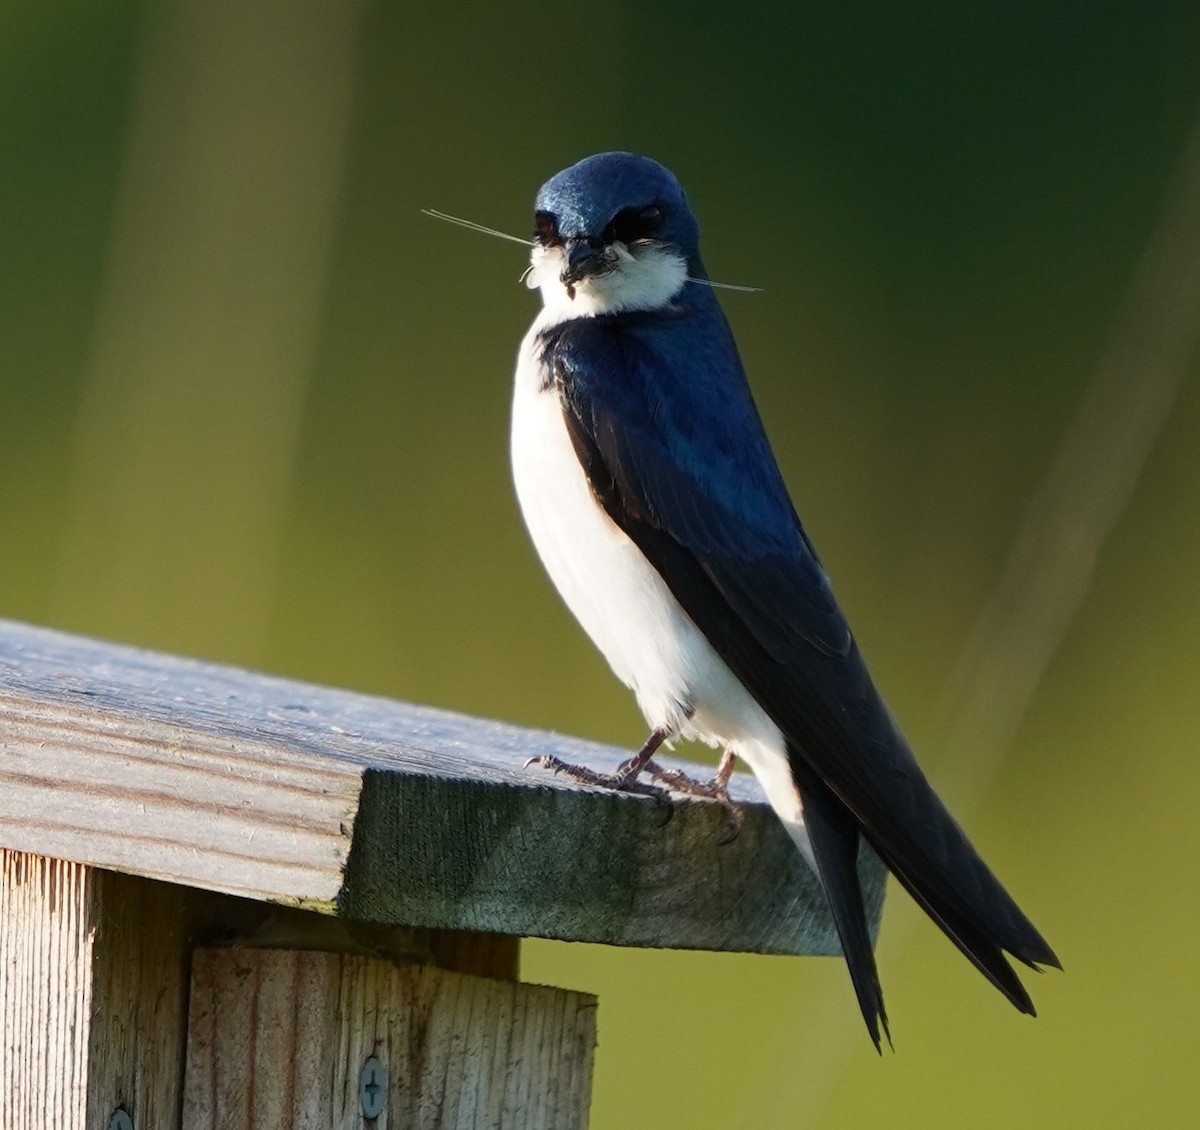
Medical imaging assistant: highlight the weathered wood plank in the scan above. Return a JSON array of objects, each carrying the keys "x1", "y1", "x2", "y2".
[
  {"x1": 0, "y1": 848, "x2": 528, "y2": 1128},
  {"x1": 0, "y1": 853, "x2": 88, "y2": 1127},
  {"x1": 0, "y1": 852, "x2": 191, "y2": 1129},
  {"x1": 85, "y1": 871, "x2": 195, "y2": 1129},
  {"x1": 0, "y1": 619, "x2": 885, "y2": 955},
  {"x1": 182, "y1": 947, "x2": 596, "y2": 1130}
]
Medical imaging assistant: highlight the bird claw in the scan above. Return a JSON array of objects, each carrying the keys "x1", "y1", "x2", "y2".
[
  {"x1": 524, "y1": 745, "x2": 741, "y2": 838},
  {"x1": 524, "y1": 754, "x2": 672, "y2": 803},
  {"x1": 646, "y1": 759, "x2": 745, "y2": 844}
]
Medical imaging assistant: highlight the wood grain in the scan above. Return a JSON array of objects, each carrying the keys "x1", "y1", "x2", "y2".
[
  {"x1": 0, "y1": 618, "x2": 885, "y2": 955},
  {"x1": 0, "y1": 851, "x2": 192, "y2": 1129},
  {"x1": 85, "y1": 871, "x2": 195, "y2": 1129},
  {"x1": 0, "y1": 849, "x2": 529, "y2": 1128},
  {"x1": 0, "y1": 852, "x2": 90, "y2": 1127},
  {"x1": 182, "y1": 947, "x2": 596, "y2": 1130}
]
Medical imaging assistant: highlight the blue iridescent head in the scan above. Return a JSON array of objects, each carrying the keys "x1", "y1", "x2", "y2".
[{"x1": 533, "y1": 152, "x2": 702, "y2": 269}]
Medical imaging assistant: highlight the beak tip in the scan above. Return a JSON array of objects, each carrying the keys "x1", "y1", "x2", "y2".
[{"x1": 562, "y1": 238, "x2": 604, "y2": 295}]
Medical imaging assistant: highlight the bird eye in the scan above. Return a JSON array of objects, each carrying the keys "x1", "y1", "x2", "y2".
[
  {"x1": 534, "y1": 211, "x2": 561, "y2": 246},
  {"x1": 607, "y1": 204, "x2": 664, "y2": 245}
]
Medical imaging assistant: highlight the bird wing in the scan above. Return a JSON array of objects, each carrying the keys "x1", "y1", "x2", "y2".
[{"x1": 543, "y1": 309, "x2": 1058, "y2": 993}]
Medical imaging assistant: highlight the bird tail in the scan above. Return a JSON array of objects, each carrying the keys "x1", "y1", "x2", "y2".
[
  {"x1": 863, "y1": 802, "x2": 1061, "y2": 1016},
  {"x1": 787, "y1": 730, "x2": 1060, "y2": 1044}
]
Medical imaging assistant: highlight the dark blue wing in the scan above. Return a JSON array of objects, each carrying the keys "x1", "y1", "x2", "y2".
[
  {"x1": 542, "y1": 305, "x2": 853, "y2": 666},
  {"x1": 542, "y1": 301, "x2": 1058, "y2": 1001}
]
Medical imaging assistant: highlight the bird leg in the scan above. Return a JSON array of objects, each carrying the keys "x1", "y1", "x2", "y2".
[
  {"x1": 525, "y1": 728, "x2": 670, "y2": 799},
  {"x1": 646, "y1": 748, "x2": 744, "y2": 843}
]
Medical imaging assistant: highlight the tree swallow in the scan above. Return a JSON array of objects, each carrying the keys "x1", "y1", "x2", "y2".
[{"x1": 510, "y1": 151, "x2": 1059, "y2": 1047}]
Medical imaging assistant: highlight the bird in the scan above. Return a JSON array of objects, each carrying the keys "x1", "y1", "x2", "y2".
[{"x1": 508, "y1": 150, "x2": 1059, "y2": 1048}]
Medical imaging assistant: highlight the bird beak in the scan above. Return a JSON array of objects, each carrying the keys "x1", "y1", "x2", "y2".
[{"x1": 561, "y1": 238, "x2": 605, "y2": 296}]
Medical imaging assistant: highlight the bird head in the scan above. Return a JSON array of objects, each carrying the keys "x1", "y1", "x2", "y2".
[{"x1": 526, "y1": 152, "x2": 704, "y2": 317}]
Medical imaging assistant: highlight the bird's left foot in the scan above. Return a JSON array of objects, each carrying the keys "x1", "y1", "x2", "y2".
[
  {"x1": 646, "y1": 749, "x2": 744, "y2": 843},
  {"x1": 523, "y1": 754, "x2": 670, "y2": 799},
  {"x1": 524, "y1": 728, "x2": 670, "y2": 801}
]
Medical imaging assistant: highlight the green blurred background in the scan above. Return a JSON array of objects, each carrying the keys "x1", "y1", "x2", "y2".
[{"x1": 4, "y1": 1, "x2": 1199, "y2": 1125}]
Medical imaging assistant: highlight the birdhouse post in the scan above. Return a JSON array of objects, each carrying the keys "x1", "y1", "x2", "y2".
[{"x1": 0, "y1": 620, "x2": 883, "y2": 1128}]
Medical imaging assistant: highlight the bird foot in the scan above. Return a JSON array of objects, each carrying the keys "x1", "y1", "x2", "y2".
[
  {"x1": 523, "y1": 754, "x2": 670, "y2": 800},
  {"x1": 645, "y1": 751, "x2": 744, "y2": 844},
  {"x1": 524, "y1": 726, "x2": 672, "y2": 803}
]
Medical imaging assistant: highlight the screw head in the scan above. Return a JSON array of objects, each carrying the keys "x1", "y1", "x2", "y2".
[
  {"x1": 108, "y1": 1111, "x2": 134, "y2": 1130},
  {"x1": 359, "y1": 1054, "x2": 387, "y2": 1119}
]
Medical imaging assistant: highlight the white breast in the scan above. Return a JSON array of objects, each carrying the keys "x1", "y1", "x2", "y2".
[
  {"x1": 511, "y1": 315, "x2": 690, "y2": 733},
  {"x1": 510, "y1": 314, "x2": 779, "y2": 730}
]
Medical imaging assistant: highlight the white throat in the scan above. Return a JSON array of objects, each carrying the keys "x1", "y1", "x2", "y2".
[{"x1": 526, "y1": 242, "x2": 688, "y2": 325}]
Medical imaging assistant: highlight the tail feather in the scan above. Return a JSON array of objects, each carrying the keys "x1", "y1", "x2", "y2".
[
  {"x1": 789, "y1": 741, "x2": 1060, "y2": 1046},
  {"x1": 868, "y1": 834, "x2": 1043, "y2": 1016},
  {"x1": 848, "y1": 755, "x2": 1062, "y2": 985},
  {"x1": 792, "y1": 754, "x2": 890, "y2": 1051}
]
